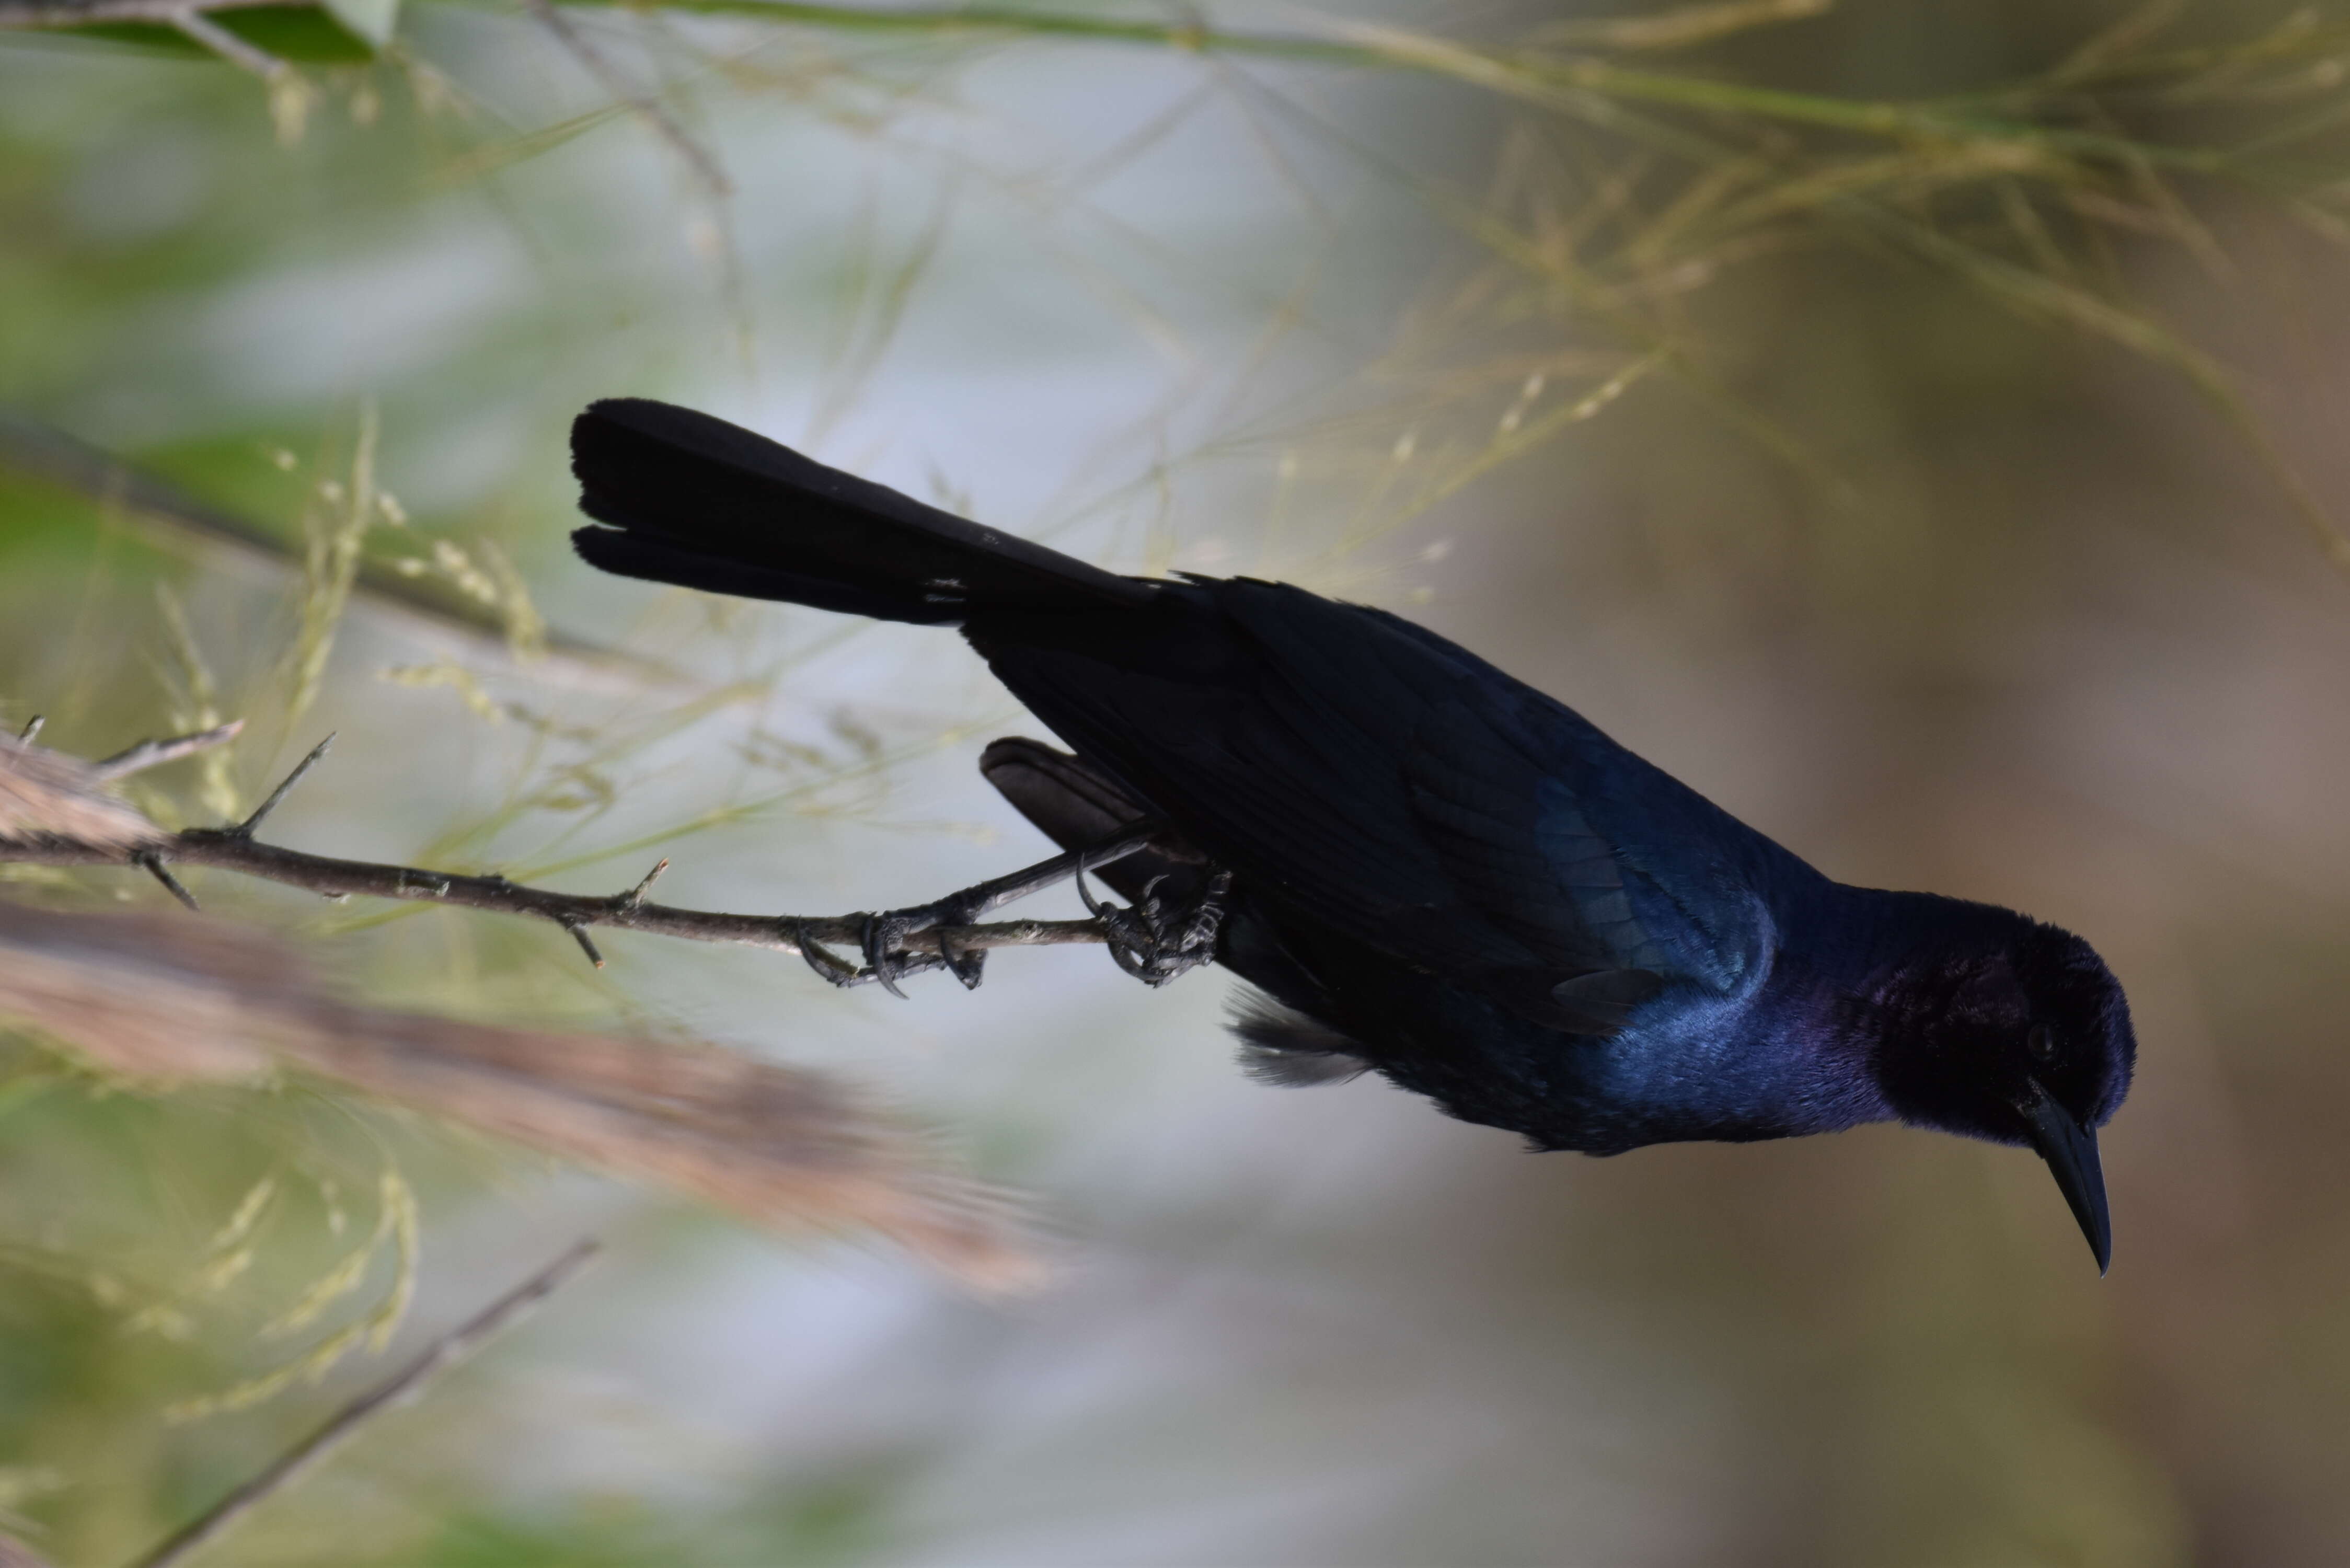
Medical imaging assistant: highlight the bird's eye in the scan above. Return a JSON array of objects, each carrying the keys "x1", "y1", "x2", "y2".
[{"x1": 2026, "y1": 1023, "x2": 2058, "y2": 1065}]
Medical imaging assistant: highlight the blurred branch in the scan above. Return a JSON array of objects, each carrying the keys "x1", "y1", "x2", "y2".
[
  {"x1": 91, "y1": 721, "x2": 247, "y2": 783},
  {"x1": 0, "y1": 1535, "x2": 56, "y2": 1568},
  {"x1": 123, "y1": 1240, "x2": 601, "y2": 1568},
  {"x1": 12, "y1": 2, "x2": 2335, "y2": 575},
  {"x1": 6, "y1": 1, "x2": 2342, "y2": 577},
  {"x1": 0, "y1": 900, "x2": 1034, "y2": 1281},
  {"x1": 0, "y1": 408, "x2": 676, "y2": 689},
  {"x1": 168, "y1": 2, "x2": 292, "y2": 80},
  {"x1": 0, "y1": 0, "x2": 277, "y2": 24},
  {"x1": 542, "y1": 1, "x2": 2340, "y2": 177},
  {"x1": 0, "y1": 0, "x2": 2312, "y2": 176},
  {"x1": 0, "y1": 721, "x2": 215, "y2": 849}
]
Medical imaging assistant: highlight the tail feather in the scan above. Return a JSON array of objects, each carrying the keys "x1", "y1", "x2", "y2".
[{"x1": 570, "y1": 399, "x2": 1153, "y2": 625}]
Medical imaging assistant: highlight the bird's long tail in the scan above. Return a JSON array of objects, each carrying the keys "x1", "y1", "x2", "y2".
[{"x1": 570, "y1": 398, "x2": 1155, "y2": 625}]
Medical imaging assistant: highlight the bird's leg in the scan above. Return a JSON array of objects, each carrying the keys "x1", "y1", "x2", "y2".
[
  {"x1": 1075, "y1": 859, "x2": 1232, "y2": 988},
  {"x1": 858, "y1": 818, "x2": 1168, "y2": 996}
]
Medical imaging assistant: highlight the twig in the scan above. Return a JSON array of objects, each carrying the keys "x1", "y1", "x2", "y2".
[
  {"x1": 561, "y1": 919, "x2": 606, "y2": 970},
  {"x1": 0, "y1": 0, "x2": 279, "y2": 25},
  {"x1": 11, "y1": 825, "x2": 1115, "y2": 971},
  {"x1": 0, "y1": 731, "x2": 1135, "y2": 984},
  {"x1": 166, "y1": 2, "x2": 286, "y2": 79},
  {"x1": 91, "y1": 722, "x2": 244, "y2": 783},
  {"x1": 0, "y1": 0, "x2": 2323, "y2": 182},
  {"x1": 231, "y1": 732, "x2": 330, "y2": 838},
  {"x1": 134, "y1": 852, "x2": 202, "y2": 912},
  {"x1": 618, "y1": 857, "x2": 668, "y2": 909},
  {"x1": 123, "y1": 1240, "x2": 601, "y2": 1568},
  {"x1": 517, "y1": 0, "x2": 732, "y2": 197}
]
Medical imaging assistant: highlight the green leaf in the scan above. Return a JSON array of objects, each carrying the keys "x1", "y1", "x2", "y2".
[
  {"x1": 320, "y1": 0, "x2": 398, "y2": 48},
  {"x1": 61, "y1": 5, "x2": 379, "y2": 63}
]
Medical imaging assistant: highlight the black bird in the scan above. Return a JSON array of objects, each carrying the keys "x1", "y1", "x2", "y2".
[{"x1": 569, "y1": 397, "x2": 2135, "y2": 1271}]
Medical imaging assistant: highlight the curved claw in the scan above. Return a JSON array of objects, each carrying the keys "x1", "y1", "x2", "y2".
[
  {"x1": 1136, "y1": 874, "x2": 1171, "y2": 939},
  {"x1": 793, "y1": 920, "x2": 864, "y2": 988},
  {"x1": 1074, "y1": 855, "x2": 1154, "y2": 978},
  {"x1": 938, "y1": 927, "x2": 987, "y2": 990},
  {"x1": 1073, "y1": 851, "x2": 1112, "y2": 920},
  {"x1": 862, "y1": 912, "x2": 913, "y2": 999},
  {"x1": 1083, "y1": 866, "x2": 1232, "y2": 988}
]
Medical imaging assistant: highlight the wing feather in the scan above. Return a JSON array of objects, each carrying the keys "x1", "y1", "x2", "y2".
[{"x1": 973, "y1": 579, "x2": 1795, "y2": 1032}]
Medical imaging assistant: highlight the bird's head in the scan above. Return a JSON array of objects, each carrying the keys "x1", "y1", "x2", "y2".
[{"x1": 1869, "y1": 912, "x2": 2135, "y2": 1272}]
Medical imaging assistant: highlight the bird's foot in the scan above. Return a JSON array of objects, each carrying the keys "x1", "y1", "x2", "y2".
[
  {"x1": 859, "y1": 897, "x2": 989, "y2": 996},
  {"x1": 793, "y1": 918, "x2": 954, "y2": 991},
  {"x1": 1078, "y1": 863, "x2": 1231, "y2": 988},
  {"x1": 795, "y1": 823, "x2": 1170, "y2": 995}
]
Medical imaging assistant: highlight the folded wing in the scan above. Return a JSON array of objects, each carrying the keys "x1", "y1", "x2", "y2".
[{"x1": 971, "y1": 579, "x2": 1793, "y2": 1035}]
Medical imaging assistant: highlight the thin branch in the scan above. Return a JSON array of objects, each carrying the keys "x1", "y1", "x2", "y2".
[
  {"x1": 134, "y1": 852, "x2": 202, "y2": 913},
  {"x1": 9, "y1": 826, "x2": 1118, "y2": 972},
  {"x1": 232, "y1": 732, "x2": 331, "y2": 838},
  {"x1": 92, "y1": 722, "x2": 244, "y2": 783},
  {"x1": 517, "y1": 0, "x2": 732, "y2": 198},
  {"x1": 561, "y1": 919, "x2": 606, "y2": 970},
  {"x1": 0, "y1": 0, "x2": 278, "y2": 26},
  {"x1": 11, "y1": 824, "x2": 1118, "y2": 967},
  {"x1": 166, "y1": 2, "x2": 286, "y2": 79},
  {"x1": 123, "y1": 1240, "x2": 601, "y2": 1568},
  {"x1": 618, "y1": 857, "x2": 669, "y2": 910},
  {"x1": 0, "y1": 0, "x2": 2290, "y2": 176},
  {"x1": 2, "y1": 731, "x2": 1138, "y2": 985}
]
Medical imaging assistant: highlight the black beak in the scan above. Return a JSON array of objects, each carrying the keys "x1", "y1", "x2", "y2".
[{"x1": 2018, "y1": 1081, "x2": 2111, "y2": 1274}]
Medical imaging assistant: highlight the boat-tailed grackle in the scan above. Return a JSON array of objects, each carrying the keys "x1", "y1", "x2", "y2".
[{"x1": 570, "y1": 398, "x2": 2134, "y2": 1272}]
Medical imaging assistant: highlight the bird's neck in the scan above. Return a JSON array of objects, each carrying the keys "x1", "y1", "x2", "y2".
[
  {"x1": 1782, "y1": 883, "x2": 2032, "y2": 1112},
  {"x1": 1809, "y1": 884, "x2": 2023, "y2": 1008},
  {"x1": 1616, "y1": 885, "x2": 2021, "y2": 1145}
]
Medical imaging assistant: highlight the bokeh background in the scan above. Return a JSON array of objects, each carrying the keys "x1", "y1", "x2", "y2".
[{"x1": 5, "y1": 0, "x2": 2350, "y2": 1562}]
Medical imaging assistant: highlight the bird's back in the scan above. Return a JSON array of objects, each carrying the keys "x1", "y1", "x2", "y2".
[{"x1": 965, "y1": 579, "x2": 1830, "y2": 1120}]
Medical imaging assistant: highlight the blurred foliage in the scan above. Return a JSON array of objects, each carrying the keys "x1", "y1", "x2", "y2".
[{"x1": 6, "y1": 0, "x2": 2350, "y2": 1562}]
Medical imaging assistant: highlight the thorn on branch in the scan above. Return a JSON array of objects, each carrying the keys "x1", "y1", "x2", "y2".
[
  {"x1": 613, "y1": 857, "x2": 668, "y2": 913},
  {"x1": 134, "y1": 852, "x2": 201, "y2": 912},
  {"x1": 91, "y1": 721, "x2": 244, "y2": 782},
  {"x1": 16, "y1": 716, "x2": 40, "y2": 744},
  {"x1": 561, "y1": 919, "x2": 605, "y2": 970},
  {"x1": 3, "y1": 725, "x2": 1178, "y2": 988},
  {"x1": 234, "y1": 733, "x2": 333, "y2": 839}
]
